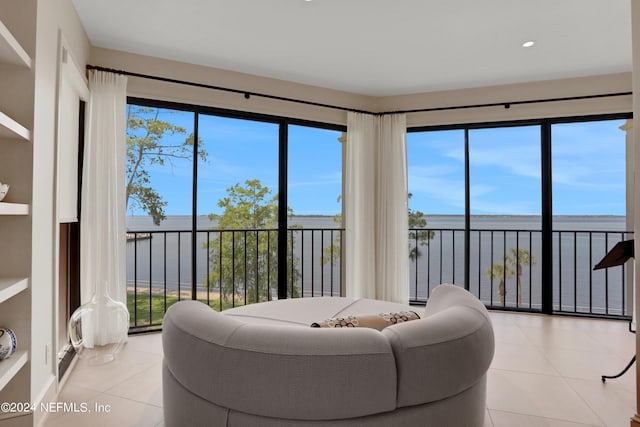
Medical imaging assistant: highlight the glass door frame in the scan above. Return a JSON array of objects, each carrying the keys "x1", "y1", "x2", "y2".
[
  {"x1": 127, "y1": 97, "x2": 346, "y2": 301},
  {"x1": 409, "y1": 113, "x2": 631, "y2": 314}
]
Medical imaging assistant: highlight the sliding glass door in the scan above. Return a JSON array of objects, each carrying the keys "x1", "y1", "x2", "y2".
[
  {"x1": 125, "y1": 98, "x2": 346, "y2": 328},
  {"x1": 125, "y1": 105, "x2": 195, "y2": 326},
  {"x1": 407, "y1": 130, "x2": 465, "y2": 301},
  {"x1": 287, "y1": 125, "x2": 344, "y2": 298},
  {"x1": 468, "y1": 125, "x2": 541, "y2": 309},
  {"x1": 197, "y1": 115, "x2": 280, "y2": 308},
  {"x1": 408, "y1": 114, "x2": 630, "y2": 316},
  {"x1": 551, "y1": 118, "x2": 629, "y2": 316}
]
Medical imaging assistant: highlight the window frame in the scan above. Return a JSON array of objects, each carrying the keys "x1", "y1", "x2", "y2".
[
  {"x1": 126, "y1": 96, "x2": 346, "y2": 300},
  {"x1": 407, "y1": 112, "x2": 632, "y2": 313}
]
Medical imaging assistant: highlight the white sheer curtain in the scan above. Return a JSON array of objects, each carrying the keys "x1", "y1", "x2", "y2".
[
  {"x1": 376, "y1": 114, "x2": 409, "y2": 302},
  {"x1": 345, "y1": 113, "x2": 377, "y2": 299},
  {"x1": 80, "y1": 71, "x2": 128, "y2": 308},
  {"x1": 344, "y1": 112, "x2": 409, "y2": 303}
]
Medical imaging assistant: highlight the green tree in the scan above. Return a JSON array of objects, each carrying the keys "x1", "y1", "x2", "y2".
[
  {"x1": 408, "y1": 193, "x2": 435, "y2": 260},
  {"x1": 126, "y1": 106, "x2": 206, "y2": 225},
  {"x1": 486, "y1": 248, "x2": 537, "y2": 306},
  {"x1": 204, "y1": 179, "x2": 300, "y2": 304}
]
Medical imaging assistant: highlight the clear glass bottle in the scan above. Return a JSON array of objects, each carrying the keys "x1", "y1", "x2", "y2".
[{"x1": 68, "y1": 282, "x2": 129, "y2": 365}]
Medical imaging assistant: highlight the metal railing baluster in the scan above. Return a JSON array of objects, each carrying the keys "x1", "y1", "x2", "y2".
[{"x1": 126, "y1": 226, "x2": 633, "y2": 331}]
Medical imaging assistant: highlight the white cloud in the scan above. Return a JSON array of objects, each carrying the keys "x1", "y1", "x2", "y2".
[
  {"x1": 408, "y1": 166, "x2": 465, "y2": 211},
  {"x1": 289, "y1": 171, "x2": 342, "y2": 188},
  {"x1": 467, "y1": 144, "x2": 541, "y2": 179}
]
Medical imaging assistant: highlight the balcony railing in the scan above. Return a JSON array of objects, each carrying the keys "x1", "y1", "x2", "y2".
[
  {"x1": 127, "y1": 227, "x2": 631, "y2": 331},
  {"x1": 126, "y1": 228, "x2": 343, "y2": 331},
  {"x1": 409, "y1": 228, "x2": 633, "y2": 318}
]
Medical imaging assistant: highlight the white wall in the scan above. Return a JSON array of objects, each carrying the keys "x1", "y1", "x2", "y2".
[
  {"x1": 380, "y1": 73, "x2": 632, "y2": 127},
  {"x1": 91, "y1": 47, "x2": 370, "y2": 126},
  {"x1": 91, "y1": 47, "x2": 632, "y2": 128},
  {"x1": 31, "y1": 0, "x2": 89, "y2": 410}
]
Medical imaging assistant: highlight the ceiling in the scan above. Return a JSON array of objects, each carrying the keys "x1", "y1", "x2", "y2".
[{"x1": 72, "y1": 0, "x2": 632, "y2": 97}]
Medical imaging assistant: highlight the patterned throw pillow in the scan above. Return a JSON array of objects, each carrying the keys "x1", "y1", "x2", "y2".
[{"x1": 311, "y1": 311, "x2": 420, "y2": 331}]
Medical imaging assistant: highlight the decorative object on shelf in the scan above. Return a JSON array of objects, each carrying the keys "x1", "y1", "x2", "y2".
[
  {"x1": 68, "y1": 282, "x2": 129, "y2": 365},
  {"x1": 0, "y1": 327, "x2": 17, "y2": 360},
  {"x1": 0, "y1": 182, "x2": 9, "y2": 202}
]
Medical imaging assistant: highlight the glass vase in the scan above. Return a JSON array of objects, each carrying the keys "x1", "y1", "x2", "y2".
[{"x1": 68, "y1": 283, "x2": 129, "y2": 365}]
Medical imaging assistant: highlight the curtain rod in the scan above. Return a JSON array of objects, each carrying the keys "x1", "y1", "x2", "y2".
[
  {"x1": 87, "y1": 65, "x2": 632, "y2": 116},
  {"x1": 383, "y1": 91, "x2": 633, "y2": 115},
  {"x1": 86, "y1": 65, "x2": 372, "y2": 115}
]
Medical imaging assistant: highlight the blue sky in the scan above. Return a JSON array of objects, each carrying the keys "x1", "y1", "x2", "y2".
[
  {"x1": 127, "y1": 105, "x2": 626, "y2": 218},
  {"x1": 127, "y1": 106, "x2": 343, "y2": 217},
  {"x1": 407, "y1": 120, "x2": 626, "y2": 216}
]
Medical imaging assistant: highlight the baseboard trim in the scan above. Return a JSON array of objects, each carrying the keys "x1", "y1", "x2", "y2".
[
  {"x1": 58, "y1": 345, "x2": 76, "y2": 381},
  {"x1": 0, "y1": 411, "x2": 33, "y2": 427},
  {"x1": 33, "y1": 375, "x2": 57, "y2": 427}
]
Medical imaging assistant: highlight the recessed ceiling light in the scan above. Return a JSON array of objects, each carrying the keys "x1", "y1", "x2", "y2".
[{"x1": 522, "y1": 40, "x2": 535, "y2": 48}]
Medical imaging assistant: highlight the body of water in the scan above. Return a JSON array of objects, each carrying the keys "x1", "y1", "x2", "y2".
[{"x1": 126, "y1": 215, "x2": 631, "y2": 316}]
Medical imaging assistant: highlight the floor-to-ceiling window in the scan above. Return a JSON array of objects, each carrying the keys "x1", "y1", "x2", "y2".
[
  {"x1": 125, "y1": 104, "x2": 195, "y2": 327},
  {"x1": 407, "y1": 129, "x2": 465, "y2": 301},
  {"x1": 469, "y1": 125, "x2": 542, "y2": 309},
  {"x1": 551, "y1": 118, "x2": 630, "y2": 316},
  {"x1": 197, "y1": 115, "x2": 280, "y2": 308},
  {"x1": 408, "y1": 114, "x2": 630, "y2": 316},
  {"x1": 287, "y1": 125, "x2": 344, "y2": 297},
  {"x1": 125, "y1": 99, "x2": 345, "y2": 329}
]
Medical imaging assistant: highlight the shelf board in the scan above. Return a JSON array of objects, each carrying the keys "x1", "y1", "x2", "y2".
[
  {"x1": 0, "y1": 111, "x2": 30, "y2": 141},
  {"x1": 0, "y1": 278, "x2": 28, "y2": 304},
  {"x1": 0, "y1": 350, "x2": 28, "y2": 392},
  {"x1": 0, "y1": 20, "x2": 31, "y2": 68},
  {"x1": 0, "y1": 203, "x2": 29, "y2": 215}
]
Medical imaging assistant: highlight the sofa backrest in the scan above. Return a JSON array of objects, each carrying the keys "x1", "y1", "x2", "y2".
[
  {"x1": 163, "y1": 300, "x2": 397, "y2": 421},
  {"x1": 382, "y1": 284, "x2": 495, "y2": 408}
]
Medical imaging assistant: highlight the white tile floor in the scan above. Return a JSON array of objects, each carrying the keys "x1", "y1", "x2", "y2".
[{"x1": 41, "y1": 311, "x2": 636, "y2": 427}]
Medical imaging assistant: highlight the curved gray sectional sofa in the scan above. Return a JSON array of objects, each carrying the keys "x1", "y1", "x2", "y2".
[{"x1": 162, "y1": 284, "x2": 494, "y2": 426}]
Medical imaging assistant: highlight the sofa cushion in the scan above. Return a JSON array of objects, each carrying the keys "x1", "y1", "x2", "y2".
[
  {"x1": 224, "y1": 297, "x2": 359, "y2": 326},
  {"x1": 163, "y1": 300, "x2": 398, "y2": 421},
  {"x1": 382, "y1": 285, "x2": 495, "y2": 408},
  {"x1": 311, "y1": 311, "x2": 420, "y2": 330}
]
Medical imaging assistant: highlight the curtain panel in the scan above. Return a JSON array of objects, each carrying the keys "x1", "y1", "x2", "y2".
[
  {"x1": 345, "y1": 112, "x2": 409, "y2": 303},
  {"x1": 345, "y1": 113, "x2": 378, "y2": 299},
  {"x1": 80, "y1": 71, "x2": 128, "y2": 308}
]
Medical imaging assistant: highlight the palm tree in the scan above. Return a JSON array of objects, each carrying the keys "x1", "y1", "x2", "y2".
[{"x1": 486, "y1": 248, "x2": 537, "y2": 306}]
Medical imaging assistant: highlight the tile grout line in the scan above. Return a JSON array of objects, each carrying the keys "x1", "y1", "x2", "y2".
[
  {"x1": 561, "y1": 377, "x2": 610, "y2": 427},
  {"x1": 485, "y1": 366, "x2": 605, "y2": 424},
  {"x1": 518, "y1": 322, "x2": 565, "y2": 378},
  {"x1": 488, "y1": 408, "x2": 604, "y2": 427},
  {"x1": 101, "y1": 360, "x2": 164, "y2": 408},
  {"x1": 516, "y1": 319, "x2": 625, "y2": 426},
  {"x1": 485, "y1": 406, "x2": 495, "y2": 427},
  {"x1": 99, "y1": 389, "x2": 164, "y2": 409},
  {"x1": 63, "y1": 352, "x2": 163, "y2": 399}
]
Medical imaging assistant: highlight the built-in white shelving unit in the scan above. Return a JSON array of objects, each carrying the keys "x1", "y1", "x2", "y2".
[
  {"x1": 0, "y1": 4, "x2": 33, "y2": 416},
  {"x1": 0, "y1": 351, "x2": 28, "y2": 392},
  {"x1": 0, "y1": 111, "x2": 30, "y2": 141},
  {"x1": 0, "y1": 19, "x2": 31, "y2": 68},
  {"x1": 0, "y1": 203, "x2": 29, "y2": 216},
  {"x1": 0, "y1": 278, "x2": 28, "y2": 304}
]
